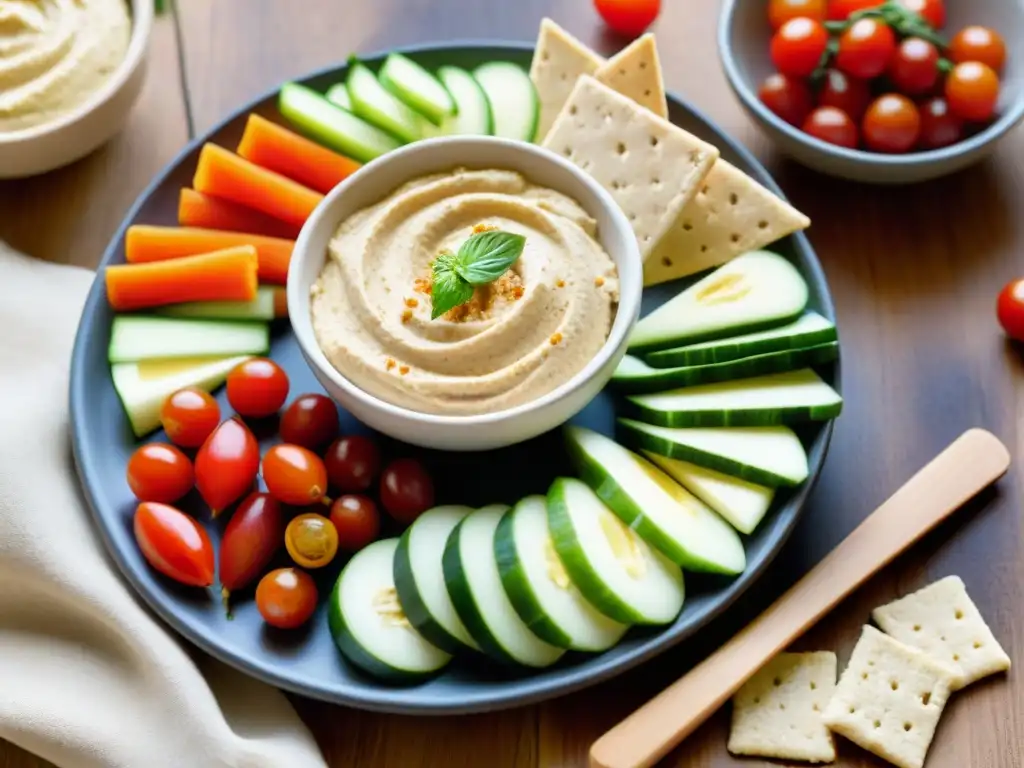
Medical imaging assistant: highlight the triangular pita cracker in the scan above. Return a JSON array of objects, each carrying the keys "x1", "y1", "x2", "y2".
[
  {"x1": 529, "y1": 18, "x2": 606, "y2": 142},
  {"x1": 595, "y1": 34, "x2": 668, "y2": 118},
  {"x1": 644, "y1": 159, "x2": 810, "y2": 286}
]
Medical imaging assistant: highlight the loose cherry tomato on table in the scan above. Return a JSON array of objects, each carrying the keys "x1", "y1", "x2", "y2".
[
  {"x1": 134, "y1": 502, "x2": 214, "y2": 587},
  {"x1": 836, "y1": 18, "x2": 897, "y2": 80},
  {"x1": 771, "y1": 18, "x2": 830, "y2": 78},
  {"x1": 949, "y1": 26, "x2": 1006, "y2": 73},
  {"x1": 324, "y1": 435, "x2": 381, "y2": 493},
  {"x1": 827, "y1": 0, "x2": 882, "y2": 20},
  {"x1": 758, "y1": 73, "x2": 815, "y2": 126},
  {"x1": 195, "y1": 417, "x2": 260, "y2": 516},
  {"x1": 160, "y1": 387, "x2": 220, "y2": 448},
  {"x1": 126, "y1": 443, "x2": 194, "y2": 504},
  {"x1": 888, "y1": 37, "x2": 940, "y2": 95},
  {"x1": 262, "y1": 444, "x2": 329, "y2": 506},
  {"x1": 379, "y1": 458, "x2": 435, "y2": 524},
  {"x1": 226, "y1": 358, "x2": 289, "y2": 418},
  {"x1": 768, "y1": 0, "x2": 827, "y2": 29},
  {"x1": 997, "y1": 279, "x2": 1024, "y2": 341},
  {"x1": 918, "y1": 97, "x2": 964, "y2": 149},
  {"x1": 256, "y1": 568, "x2": 318, "y2": 629},
  {"x1": 219, "y1": 492, "x2": 284, "y2": 605},
  {"x1": 330, "y1": 495, "x2": 381, "y2": 553},
  {"x1": 285, "y1": 513, "x2": 339, "y2": 569},
  {"x1": 802, "y1": 106, "x2": 859, "y2": 148},
  {"x1": 862, "y1": 94, "x2": 921, "y2": 152},
  {"x1": 593, "y1": 0, "x2": 660, "y2": 37},
  {"x1": 895, "y1": 0, "x2": 945, "y2": 29},
  {"x1": 279, "y1": 394, "x2": 339, "y2": 449},
  {"x1": 817, "y1": 68, "x2": 872, "y2": 122},
  {"x1": 945, "y1": 61, "x2": 1000, "y2": 122}
]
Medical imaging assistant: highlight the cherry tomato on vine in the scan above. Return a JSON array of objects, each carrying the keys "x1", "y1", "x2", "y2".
[
  {"x1": 285, "y1": 513, "x2": 339, "y2": 569},
  {"x1": 997, "y1": 279, "x2": 1024, "y2": 341},
  {"x1": 126, "y1": 443, "x2": 194, "y2": 504},
  {"x1": 160, "y1": 388, "x2": 220, "y2": 448},
  {"x1": 262, "y1": 444, "x2": 329, "y2": 506},
  {"x1": 771, "y1": 18, "x2": 830, "y2": 78},
  {"x1": 768, "y1": 0, "x2": 827, "y2": 29},
  {"x1": 802, "y1": 106, "x2": 859, "y2": 148},
  {"x1": 895, "y1": 0, "x2": 945, "y2": 30},
  {"x1": 918, "y1": 97, "x2": 964, "y2": 149},
  {"x1": 226, "y1": 358, "x2": 289, "y2": 418},
  {"x1": 758, "y1": 73, "x2": 815, "y2": 126},
  {"x1": 380, "y1": 458, "x2": 435, "y2": 524},
  {"x1": 818, "y1": 68, "x2": 872, "y2": 122},
  {"x1": 836, "y1": 18, "x2": 897, "y2": 80},
  {"x1": 945, "y1": 61, "x2": 1000, "y2": 122},
  {"x1": 888, "y1": 37, "x2": 940, "y2": 94},
  {"x1": 330, "y1": 495, "x2": 381, "y2": 553},
  {"x1": 324, "y1": 435, "x2": 381, "y2": 493},
  {"x1": 827, "y1": 0, "x2": 881, "y2": 20},
  {"x1": 195, "y1": 417, "x2": 260, "y2": 516},
  {"x1": 593, "y1": 0, "x2": 660, "y2": 37},
  {"x1": 219, "y1": 492, "x2": 284, "y2": 600},
  {"x1": 862, "y1": 94, "x2": 921, "y2": 152},
  {"x1": 949, "y1": 26, "x2": 1006, "y2": 73},
  {"x1": 279, "y1": 394, "x2": 339, "y2": 449},
  {"x1": 256, "y1": 568, "x2": 318, "y2": 629},
  {"x1": 134, "y1": 502, "x2": 214, "y2": 587}
]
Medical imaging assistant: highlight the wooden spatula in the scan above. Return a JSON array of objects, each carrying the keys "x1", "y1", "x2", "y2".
[{"x1": 590, "y1": 427, "x2": 1010, "y2": 768}]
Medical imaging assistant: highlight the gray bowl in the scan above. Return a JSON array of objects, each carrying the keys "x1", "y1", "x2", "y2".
[{"x1": 719, "y1": 0, "x2": 1024, "y2": 184}]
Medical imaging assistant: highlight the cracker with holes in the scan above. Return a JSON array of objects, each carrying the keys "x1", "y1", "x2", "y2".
[
  {"x1": 644, "y1": 159, "x2": 811, "y2": 286},
  {"x1": 872, "y1": 576, "x2": 1011, "y2": 690},
  {"x1": 529, "y1": 18, "x2": 606, "y2": 142},
  {"x1": 542, "y1": 76, "x2": 719, "y2": 262},
  {"x1": 594, "y1": 33, "x2": 668, "y2": 119},
  {"x1": 823, "y1": 626, "x2": 956, "y2": 768},
  {"x1": 728, "y1": 651, "x2": 837, "y2": 763}
]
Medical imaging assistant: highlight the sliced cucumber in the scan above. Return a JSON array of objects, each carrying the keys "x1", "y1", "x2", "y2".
[
  {"x1": 111, "y1": 355, "x2": 250, "y2": 438},
  {"x1": 617, "y1": 419, "x2": 809, "y2": 487},
  {"x1": 643, "y1": 452, "x2": 774, "y2": 535},
  {"x1": 379, "y1": 53, "x2": 456, "y2": 126},
  {"x1": 629, "y1": 251, "x2": 809, "y2": 355},
  {"x1": 612, "y1": 343, "x2": 839, "y2": 394},
  {"x1": 324, "y1": 82, "x2": 353, "y2": 111},
  {"x1": 565, "y1": 427, "x2": 746, "y2": 575},
  {"x1": 646, "y1": 311, "x2": 837, "y2": 369},
  {"x1": 547, "y1": 478, "x2": 684, "y2": 625},
  {"x1": 393, "y1": 506, "x2": 478, "y2": 654},
  {"x1": 436, "y1": 66, "x2": 493, "y2": 135},
  {"x1": 278, "y1": 82, "x2": 401, "y2": 164},
  {"x1": 329, "y1": 538, "x2": 451, "y2": 682},
  {"x1": 154, "y1": 286, "x2": 278, "y2": 321},
  {"x1": 443, "y1": 505, "x2": 565, "y2": 667},
  {"x1": 108, "y1": 316, "x2": 269, "y2": 364},
  {"x1": 625, "y1": 369, "x2": 843, "y2": 428},
  {"x1": 346, "y1": 60, "x2": 425, "y2": 144},
  {"x1": 495, "y1": 495, "x2": 629, "y2": 651},
  {"x1": 473, "y1": 62, "x2": 539, "y2": 142}
]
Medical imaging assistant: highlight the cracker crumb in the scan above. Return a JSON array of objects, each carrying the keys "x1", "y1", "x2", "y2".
[
  {"x1": 556, "y1": 279, "x2": 566, "y2": 288},
  {"x1": 413, "y1": 277, "x2": 432, "y2": 295},
  {"x1": 594, "y1": 276, "x2": 605, "y2": 287},
  {"x1": 472, "y1": 223, "x2": 498, "y2": 233},
  {"x1": 385, "y1": 358, "x2": 396, "y2": 371},
  {"x1": 401, "y1": 309, "x2": 413, "y2": 323},
  {"x1": 512, "y1": 285, "x2": 524, "y2": 300},
  {"x1": 550, "y1": 332, "x2": 563, "y2": 345},
  {"x1": 445, "y1": 270, "x2": 524, "y2": 322},
  {"x1": 405, "y1": 297, "x2": 419, "y2": 308},
  {"x1": 399, "y1": 365, "x2": 410, "y2": 375}
]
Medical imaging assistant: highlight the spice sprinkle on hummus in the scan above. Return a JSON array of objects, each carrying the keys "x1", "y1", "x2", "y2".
[{"x1": 310, "y1": 168, "x2": 620, "y2": 416}]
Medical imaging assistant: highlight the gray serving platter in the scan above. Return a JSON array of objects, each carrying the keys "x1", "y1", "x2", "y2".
[{"x1": 69, "y1": 42, "x2": 839, "y2": 714}]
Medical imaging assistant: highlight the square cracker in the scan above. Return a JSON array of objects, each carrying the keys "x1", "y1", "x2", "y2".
[
  {"x1": 529, "y1": 18, "x2": 605, "y2": 142},
  {"x1": 643, "y1": 159, "x2": 811, "y2": 287},
  {"x1": 542, "y1": 75, "x2": 719, "y2": 262},
  {"x1": 872, "y1": 575, "x2": 1011, "y2": 690},
  {"x1": 728, "y1": 651, "x2": 837, "y2": 763},
  {"x1": 595, "y1": 33, "x2": 668, "y2": 119},
  {"x1": 823, "y1": 626, "x2": 956, "y2": 768}
]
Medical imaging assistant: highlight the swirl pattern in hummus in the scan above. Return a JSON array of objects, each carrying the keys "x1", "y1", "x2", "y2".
[{"x1": 310, "y1": 169, "x2": 620, "y2": 416}]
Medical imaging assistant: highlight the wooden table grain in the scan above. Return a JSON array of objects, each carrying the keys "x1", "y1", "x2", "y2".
[{"x1": 2, "y1": 1, "x2": 1021, "y2": 766}]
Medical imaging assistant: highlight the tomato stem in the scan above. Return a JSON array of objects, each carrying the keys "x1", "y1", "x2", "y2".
[
  {"x1": 221, "y1": 586, "x2": 234, "y2": 619},
  {"x1": 824, "y1": 1, "x2": 948, "y2": 52}
]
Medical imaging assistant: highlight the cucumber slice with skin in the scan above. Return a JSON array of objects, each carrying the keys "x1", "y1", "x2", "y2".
[
  {"x1": 565, "y1": 427, "x2": 746, "y2": 575},
  {"x1": 495, "y1": 495, "x2": 629, "y2": 651},
  {"x1": 436, "y1": 66, "x2": 493, "y2": 135},
  {"x1": 329, "y1": 538, "x2": 451, "y2": 682},
  {"x1": 107, "y1": 316, "x2": 269, "y2": 364},
  {"x1": 278, "y1": 82, "x2": 401, "y2": 164},
  {"x1": 346, "y1": 60, "x2": 425, "y2": 143},
  {"x1": 617, "y1": 419, "x2": 809, "y2": 487},
  {"x1": 324, "y1": 82, "x2": 352, "y2": 111},
  {"x1": 393, "y1": 506, "x2": 479, "y2": 654},
  {"x1": 443, "y1": 505, "x2": 565, "y2": 667},
  {"x1": 646, "y1": 311, "x2": 837, "y2": 369},
  {"x1": 629, "y1": 251, "x2": 809, "y2": 355},
  {"x1": 379, "y1": 53, "x2": 456, "y2": 126},
  {"x1": 473, "y1": 62, "x2": 539, "y2": 142},
  {"x1": 643, "y1": 452, "x2": 775, "y2": 535},
  {"x1": 154, "y1": 286, "x2": 278, "y2": 321},
  {"x1": 625, "y1": 369, "x2": 843, "y2": 428},
  {"x1": 547, "y1": 478, "x2": 685, "y2": 625}
]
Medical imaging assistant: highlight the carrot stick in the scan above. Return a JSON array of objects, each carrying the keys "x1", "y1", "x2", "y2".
[
  {"x1": 237, "y1": 114, "x2": 361, "y2": 194},
  {"x1": 125, "y1": 225, "x2": 293, "y2": 285},
  {"x1": 193, "y1": 143, "x2": 323, "y2": 226},
  {"x1": 106, "y1": 246, "x2": 259, "y2": 312},
  {"x1": 178, "y1": 188, "x2": 302, "y2": 239},
  {"x1": 272, "y1": 286, "x2": 289, "y2": 319}
]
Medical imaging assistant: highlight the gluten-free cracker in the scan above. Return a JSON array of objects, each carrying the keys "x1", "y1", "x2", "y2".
[
  {"x1": 595, "y1": 33, "x2": 668, "y2": 119},
  {"x1": 644, "y1": 159, "x2": 811, "y2": 286},
  {"x1": 529, "y1": 18, "x2": 605, "y2": 142},
  {"x1": 872, "y1": 575, "x2": 1011, "y2": 690},
  {"x1": 542, "y1": 75, "x2": 719, "y2": 262},
  {"x1": 823, "y1": 626, "x2": 956, "y2": 768},
  {"x1": 728, "y1": 651, "x2": 837, "y2": 763}
]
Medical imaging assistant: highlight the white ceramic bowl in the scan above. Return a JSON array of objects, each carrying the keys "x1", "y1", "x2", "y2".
[
  {"x1": 0, "y1": 0, "x2": 153, "y2": 179},
  {"x1": 288, "y1": 136, "x2": 642, "y2": 451}
]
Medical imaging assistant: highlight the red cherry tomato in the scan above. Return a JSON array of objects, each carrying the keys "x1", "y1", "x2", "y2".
[
  {"x1": 826, "y1": 0, "x2": 881, "y2": 20},
  {"x1": 771, "y1": 17, "x2": 830, "y2": 78},
  {"x1": 160, "y1": 388, "x2": 220, "y2": 448},
  {"x1": 802, "y1": 106, "x2": 859, "y2": 148},
  {"x1": 330, "y1": 495, "x2": 381, "y2": 552},
  {"x1": 134, "y1": 502, "x2": 214, "y2": 587},
  {"x1": 262, "y1": 444, "x2": 329, "y2": 506},
  {"x1": 862, "y1": 94, "x2": 921, "y2": 153},
  {"x1": 818, "y1": 68, "x2": 872, "y2": 122},
  {"x1": 888, "y1": 37, "x2": 940, "y2": 95},
  {"x1": 379, "y1": 458, "x2": 435, "y2": 524},
  {"x1": 195, "y1": 417, "x2": 260, "y2": 516},
  {"x1": 324, "y1": 435, "x2": 381, "y2": 493},
  {"x1": 219, "y1": 492, "x2": 284, "y2": 597},
  {"x1": 256, "y1": 568, "x2": 318, "y2": 629},
  {"x1": 836, "y1": 18, "x2": 897, "y2": 80},
  {"x1": 126, "y1": 443, "x2": 194, "y2": 504},
  {"x1": 945, "y1": 61, "x2": 1000, "y2": 122},
  {"x1": 279, "y1": 394, "x2": 339, "y2": 449},
  {"x1": 758, "y1": 73, "x2": 815, "y2": 126},
  {"x1": 918, "y1": 97, "x2": 964, "y2": 149},
  {"x1": 997, "y1": 279, "x2": 1024, "y2": 340},
  {"x1": 768, "y1": 0, "x2": 827, "y2": 29},
  {"x1": 226, "y1": 358, "x2": 289, "y2": 418},
  {"x1": 593, "y1": 0, "x2": 660, "y2": 37},
  {"x1": 284, "y1": 513, "x2": 339, "y2": 569},
  {"x1": 949, "y1": 26, "x2": 1006, "y2": 73},
  {"x1": 895, "y1": 0, "x2": 945, "y2": 29}
]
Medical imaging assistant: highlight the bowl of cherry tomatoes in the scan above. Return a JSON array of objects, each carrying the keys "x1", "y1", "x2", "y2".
[{"x1": 719, "y1": 0, "x2": 1024, "y2": 183}]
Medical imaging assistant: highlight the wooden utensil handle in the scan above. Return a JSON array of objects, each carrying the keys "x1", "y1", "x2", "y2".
[{"x1": 589, "y1": 428, "x2": 1010, "y2": 768}]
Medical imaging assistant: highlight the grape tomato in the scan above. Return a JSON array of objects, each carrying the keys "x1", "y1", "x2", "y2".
[
  {"x1": 256, "y1": 568, "x2": 318, "y2": 629},
  {"x1": 771, "y1": 17, "x2": 830, "y2": 78},
  {"x1": 759, "y1": 73, "x2": 815, "y2": 126},
  {"x1": 895, "y1": 0, "x2": 945, "y2": 30},
  {"x1": 195, "y1": 417, "x2": 260, "y2": 516},
  {"x1": 827, "y1": 0, "x2": 882, "y2": 20},
  {"x1": 330, "y1": 495, "x2": 381, "y2": 553},
  {"x1": 918, "y1": 97, "x2": 963, "y2": 149},
  {"x1": 768, "y1": 0, "x2": 827, "y2": 29},
  {"x1": 997, "y1": 279, "x2": 1024, "y2": 341},
  {"x1": 379, "y1": 458, "x2": 435, "y2": 524},
  {"x1": 325, "y1": 435, "x2": 381, "y2": 493},
  {"x1": 226, "y1": 358, "x2": 289, "y2": 418},
  {"x1": 262, "y1": 444, "x2": 329, "y2": 506},
  {"x1": 862, "y1": 94, "x2": 921, "y2": 153},
  {"x1": 945, "y1": 61, "x2": 1000, "y2": 122},
  {"x1": 285, "y1": 513, "x2": 339, "y2": 569},
  {"x1": 818, "y1": 68, "x2": 871, "y2": 122},
  {"x1": 279, "y1": 394, "x2": 339, "y2": 449},
  {"x1": 593, "y1": 0, "x2": 660, "y2": 37},
  {"x1": 949, "y1": 26, "x2": 1006, "y2": 73},
  {"x1": 134, "y1": 502, "x2": 214, "y2": 587},
  {"x1": 219, "y1": 492, "x2": 284, "y2": 593},
  {"x1": 803, "y1": 106, "x2": 859, "y2": 148},
  {"x1": 160, "y1": 388, "x2": 220, "y2": 448},
  {"x1": 836, "y1": 18, "x2": 897, "y2": 80},
  {"x1": 888, "y1": 37, "x2": 940, "y2": 95},
  {"x1": 126, "y1": 443, "x2": 194, "y2": 504}
]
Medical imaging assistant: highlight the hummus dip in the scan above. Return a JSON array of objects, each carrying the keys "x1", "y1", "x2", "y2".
[
  {"x1": 0, "y1": 0, "x2": 131, "y2": 134},
  {"x1": 310, "y1": 168, "x2": 620, "y2": 416}
]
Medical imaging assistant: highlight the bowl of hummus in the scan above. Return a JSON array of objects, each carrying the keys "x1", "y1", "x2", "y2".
[
  {"x1": 289, "y1": 136, "x2": 642, "y2": 451},
  {"x1": 0, "y1": 0, "x2": 152, "y2": 178}
]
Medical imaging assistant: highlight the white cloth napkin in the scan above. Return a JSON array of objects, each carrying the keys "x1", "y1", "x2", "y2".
[{"x1": 0, "y1": 243, "x2": 329, "y2": 768}]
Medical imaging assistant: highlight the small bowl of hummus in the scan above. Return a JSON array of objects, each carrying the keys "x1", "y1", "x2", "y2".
[
  {"x1": 0, "y1": 0, "x2": 152, "y2": 179},
  {"x1": 289, "y1": 136, "x2": 642, "y2": 451}
]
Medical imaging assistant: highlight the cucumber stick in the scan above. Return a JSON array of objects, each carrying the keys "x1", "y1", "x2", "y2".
[
  {"x1": 154, "y1": 286, "x2": 279, "y2": 321},
  {"x1": 435, "y1": 66, "x2": 493, "y2": 135},
  {"x1": 108, "y1": 316, "x2": 269, "y2": 364},
  {"x1": 379, "y1": 53, "x2": 456, "y2": 125},
  {"x1": 324, "y1": 83, "x2": 353, "y2": 111},
  {"x1": 347, "y1": 60, "x2": 425, "y2": 143},
  {"x1": 472, "y1": 62, "x2": 539, "y2": 142}
]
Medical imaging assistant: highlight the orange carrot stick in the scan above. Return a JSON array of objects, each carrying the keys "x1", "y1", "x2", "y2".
[
  {"x1": 106, "y1": 246, "x2": 259, "y2": 312},
  {"x1": 193, "y1": 143, "x2": 323, "y2": 226},
  {"x1": 178, "y1": 188, "x2": 302, "y2": 240},
  {"x1": 125, "y1": 226, "x2": 293, "y2": 285},
  {"x1": 237, "y1": 114, "x2": 361, "y2": 194},
  {"x1": 272, "y1": 286, "x2": 289, "y2": 319}
]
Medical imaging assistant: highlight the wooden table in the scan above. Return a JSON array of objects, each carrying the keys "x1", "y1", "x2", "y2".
[{"x1": 2, "y1": 1, "x2": 1020, "y2": 766}]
